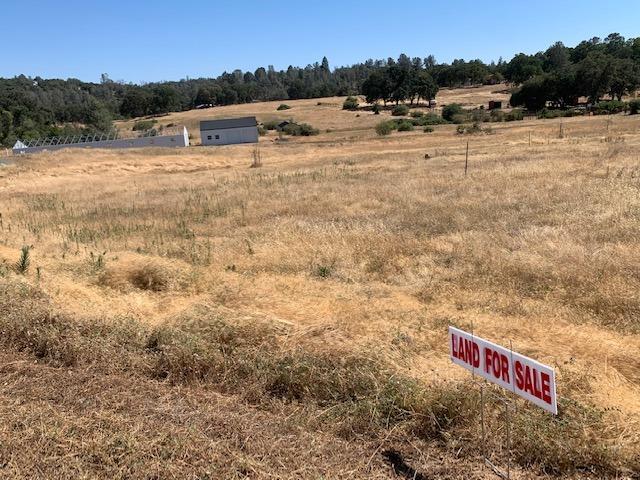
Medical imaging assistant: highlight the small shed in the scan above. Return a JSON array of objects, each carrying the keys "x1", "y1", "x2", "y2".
[
  {"x1": 488, "y1": 100, "x2": 502, "y2": 110},
  {"x1": 200, "y1": 117, "x2": 258, "y2": 146}
]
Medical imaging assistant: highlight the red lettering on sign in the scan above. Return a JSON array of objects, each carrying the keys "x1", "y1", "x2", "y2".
[
  {"x1": 483, "y1": 347, "x2": 510, "y2": 383},
  {"x1": 464, "y1": 338, "x2": 473, "y2": 364},
  {"x1": 472, "y1": 342, "x2": 480, "y2": 368},
  {"x1": 524, "y1": 365, "x2": 534, "y2": 395},
  {"x1": 492, "y1": 350, "x2": 501, "y2": 379},
  {"x1": 500, "y1": 354, "x2": 510, "y2": 383},
  {"x1": 515, "y1": 360, "x2": 524, "y2": 390},
  {"x1": 452, "y1": 334, "x2": 464, "y2": 361},
  {"x1": 452, "y1": 334, "x2": 481, "y2": 369},
  {"x1": 533, "y1": 367, "x2": 542, "y2": 398},
  {"x1": 484, "y1": 347, "x2": 493, "y2": 375},
  {"x1": 541, "y1": 372, "x2": 552, "y2": 404},
  {"x1": 517, "y1": 364, "x2": 551, "y2": 403}
]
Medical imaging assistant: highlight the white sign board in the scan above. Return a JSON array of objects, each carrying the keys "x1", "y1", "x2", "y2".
[{"x1": 448, "y1": 326, "x2": 557, "y2": 414}]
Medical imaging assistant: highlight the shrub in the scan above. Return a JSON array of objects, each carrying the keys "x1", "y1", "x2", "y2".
[
  {"x1": 539, "y1": 108, "x2": 560, "y2": 119},
  {"x1": 456, "y1": 122, "x2": 490, "y2": 135},
  {"x1": 89, "y1": 251, "x2": 106, "y2": 271},
  {"x1": 282, "y1": 122, "x2": 319, "y2": 136},
  {"x1": 410, "y1": 110, "x2": 424, "y2": 118},
  {"x1": 372, "y1": 103, "x2": 380, "y2": 115},
  {"x1": 423, "y1": 126, "x2": 434, "y2": 133},
  {"x1": 314, "y1": 264, "x2": 332, "y2": 278},
  {"x1": 276, "y1": 104, "x2": 291, "y2": 111},
  {"x1": 14, "y1": 246, "x2": 31, "y2": 274},
  {"x1": 297, "y1": 123, "x2": 319, "y2": 136},
  {"x1": 99, "y1": 258, "x2": 174, "y2": 292},
  {"x1": 470, "y1": 109, "x2": 490, "y2": 123},
  {"x1": 442, "y1": 103, "x2": 463, "y2": 121},
  {"x1": 506, "y1": 109, "x2": 525, "y2": 121},
  {"x1": 422, "y1": 112, "x2": 448, "y2": 125},
  {"x1": 257, "y1": 126, "x2": 267, "y2": 136},
  {"x1": 281, "y1": 123, "x2": 298, "y2": 135},
  {"x1": 391, "y1": 104, "x2": 410, "y2": 116},
  {"x1": 490, "y1": 110, "x2": 506, "y2": 122},
  {"x1": 262, "y1": 120, "x2": 280, "y2": 130},
  {"x1": 567, "y1": 109, "x2": 584, "y2": 117},
  {"x1": 397, "y1": 120, "x2": 414, "y2": 132},
  {"x1": 375, "y1": 121, "x2": 394, "y2": 136},
  {"x1": 133, "y1": 119, "x2": 156, "y2": 131},
  {"x1": 342, "y1": 96, "x2": 359, "y2": 111},
  {"x1": 408, "y1": 113, "x2": 448, "y2": 127},
  {"x1": 593, "y1": 100, "x2": 627, "y2": 115},
  {"x1": 629, "y1": 99, "x2": 640, "y2": 115},
  {"x1": 451, "y1": 113, "x2": 468, "y2": 124},
  {"x1": 538, "y1": 108, "x2": 583, "y2": 119},
  {"x1": 127, "y1": 262, "x2": 169, "y2": 291}
]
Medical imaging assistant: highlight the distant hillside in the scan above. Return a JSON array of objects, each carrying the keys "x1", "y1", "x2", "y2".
[{"x1": 1, "y1": 33, "x2": 638, "y2": 146}]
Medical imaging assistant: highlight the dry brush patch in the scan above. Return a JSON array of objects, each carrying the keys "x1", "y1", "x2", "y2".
[{"x1": 0, "y1": 278, "x2": 638, "y2": 477}]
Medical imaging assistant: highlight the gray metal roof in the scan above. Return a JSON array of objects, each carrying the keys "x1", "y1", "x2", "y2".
[{"x1": 200, "y1": 116, "x2": 257, "y2": 131}]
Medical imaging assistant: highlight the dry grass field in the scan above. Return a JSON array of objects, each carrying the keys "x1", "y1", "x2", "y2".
[{"x1": 1, "y1": 92, "x2": 640, "y2": 479}]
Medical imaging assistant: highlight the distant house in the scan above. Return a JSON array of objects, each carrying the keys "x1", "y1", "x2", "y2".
[
  {"x1": 488, "y1": 100, "x2": 502, "y2": 110},
  {"x1": 200, "y1": 116, "x2": 259, "y2": 146}
]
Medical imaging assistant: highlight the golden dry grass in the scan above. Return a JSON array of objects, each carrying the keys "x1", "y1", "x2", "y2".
[{"x1": 1, "y1": 97, "x2": 640, "y2": 478}]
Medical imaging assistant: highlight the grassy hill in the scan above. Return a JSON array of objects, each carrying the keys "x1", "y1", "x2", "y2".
[
  {"x1": 116, "y1": 85, "x2": 512, "y2": 144},
  {"x1": 1, "y1": 92, "x2": 639, "y2": 478}
]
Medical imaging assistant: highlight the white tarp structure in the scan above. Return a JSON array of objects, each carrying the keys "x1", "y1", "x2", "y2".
[{"x1": 12, "y1": 126, "x2": 190, "y2": 155}]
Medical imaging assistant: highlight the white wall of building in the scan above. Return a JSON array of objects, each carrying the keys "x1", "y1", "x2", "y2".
[{"x1": 201, "y1": 126, "x2": 258, "y2": 146}]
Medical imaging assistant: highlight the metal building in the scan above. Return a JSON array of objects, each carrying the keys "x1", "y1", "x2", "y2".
[
  {"x1": 12, "y1": 126, "x2": 190, "y2": 155},
  {"x1": 200, "y1": 117, "x2": 258, "y2": 146}
]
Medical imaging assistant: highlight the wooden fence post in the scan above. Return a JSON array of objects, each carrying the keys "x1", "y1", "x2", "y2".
[{"x1": 464, "y1": 141, "x2": 469, "y2": 176}]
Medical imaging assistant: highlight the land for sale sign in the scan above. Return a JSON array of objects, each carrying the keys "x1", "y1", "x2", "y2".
[{"x1": 448, "y1": 326, "x2": 557, "y2": 414}]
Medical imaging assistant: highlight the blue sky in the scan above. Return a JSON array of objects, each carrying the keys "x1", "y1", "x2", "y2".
[{"x1": 1, "y1": 0, "x2": 637, "y2": 83}]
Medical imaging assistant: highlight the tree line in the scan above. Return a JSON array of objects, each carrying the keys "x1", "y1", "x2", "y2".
[
  {"x1": 509, "y1": 34, "x2": 640, "y2": 110},
  {"x1": 1, "y1": 33, "x2": 638, "y2": 146}
]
